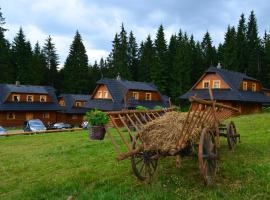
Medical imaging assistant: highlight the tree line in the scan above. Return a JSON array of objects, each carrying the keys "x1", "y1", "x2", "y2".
[{"x1": 0, "y1": 8, "x2": 270, "y2": 103}]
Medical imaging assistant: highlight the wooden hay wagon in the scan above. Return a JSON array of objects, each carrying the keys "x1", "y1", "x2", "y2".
[{"x1": 105, "y1": 95, "x2": 240, "y2": 185}]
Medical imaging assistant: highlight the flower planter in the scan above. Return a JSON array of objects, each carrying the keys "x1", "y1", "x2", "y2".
[{"x1": 90, "y1": 125, "x2": 106, "y2": 140}]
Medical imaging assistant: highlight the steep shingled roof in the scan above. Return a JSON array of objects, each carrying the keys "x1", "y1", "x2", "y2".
[
  {"x1": 0, "y1": 84, "x2": 60, "y2": 111},
  {"x1": 58, "y1": 94, "x2": 90, "y2": 114},
  {"x1": 180, "y1": 66, "x2": 270, "y2": 103}
]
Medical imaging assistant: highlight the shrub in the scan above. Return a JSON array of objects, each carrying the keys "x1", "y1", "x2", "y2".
[
  {"x1": 84, "y1": 109, "x2": 109, "y2": 126},
  {"x1": 153, "y1": 105, "x2": 163, "y2": 110},
  {"x1": 136, "y1": 105, "x2": 148, "y2": 110}
]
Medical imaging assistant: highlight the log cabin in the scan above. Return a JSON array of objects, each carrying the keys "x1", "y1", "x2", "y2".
[
  {"x1": 86, "y1": 77, "x2": 170, "y2": 111},
  {"x1": 180, "y1": 66, "x2": 270, "y2": 114},
  {"x1": 57, "y1": 94, "x2": 90, "y2": 126},
  {"x1": 0, "y1": 82, "x2": 60, "y2": 127}
]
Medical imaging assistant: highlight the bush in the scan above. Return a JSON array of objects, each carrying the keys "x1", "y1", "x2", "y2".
[
  {"x1": 136, "y1": 105, "x2": 148, "y2": 110},
  {"x1": 153, "y1": 105, "x2": 163, "y2": 110},
  {"x1": 84, "y1": 109, "x2": 109, "y2": 126}
]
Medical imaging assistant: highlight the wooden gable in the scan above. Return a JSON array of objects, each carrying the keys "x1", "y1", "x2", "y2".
[
  {"x1": 92, "y1": 84, "x2": 112, "y2": 99},
  {"x1": 193, "y1": 73, "x2": 230, "y2": 89},
  {"x1": 126, "y1": 90, "x2": 161, "y2": 101}
]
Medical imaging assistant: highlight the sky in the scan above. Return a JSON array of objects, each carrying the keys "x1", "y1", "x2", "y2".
[{"x1": 1, "y1": 0, "x2": 270, "y2": 67}]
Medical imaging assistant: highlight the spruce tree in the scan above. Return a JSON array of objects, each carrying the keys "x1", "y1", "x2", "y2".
[
  {"x1": 42, "y1": 35, "x2": 59, "y2": 87},
  {"x1": 88, "y1": 61, "x2": 102, "y2": 93},
  {"x1": 62, "y1": 31, "x2": 89, "y2": 93},
  {"x1": 31, "y1": 42, "x2": 46, "y2": 84},
  {"x1": 127, "y1": 31, "x2": 138, "y2": 80},
  {"x1": 11, "y1": 28, "x2": 34, "y2": 84},
  {"x1": 0, "y1": 8, "x2": 13, "y2": 83},
  {"x1": 153, "y1": 25, "x2": 168, "y2": 94},
  {"x1": 236, "y1": 13, "x2": 248, "y2": 72},
  {"x1": 262, "y1": 32, "x2": 270, "y2": 87},
  {"x1": 137, "y1": 36, "x2": 155, "y2": 82},
  {"x1": 222, "y1": 26, "x2": 237, "y2": 70},
  {"x1": 201, "y1": 31, "x2": 217, "y2": 69}
]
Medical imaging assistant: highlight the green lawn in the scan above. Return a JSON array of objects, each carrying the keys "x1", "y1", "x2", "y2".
[{"x1": 0, "y1": 113, "x2": 270, "y2": 200}]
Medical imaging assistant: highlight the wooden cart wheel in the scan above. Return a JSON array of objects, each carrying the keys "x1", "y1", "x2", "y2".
[
  {"x1": 226, "y1": 121, "x2": 237, "y2": 150},
  {"x1": 198, "y1": 128, "x2": 218, "y2": 185},
  {"x1": 130, "y1": 138, "x2": 158, "y2": 182}
]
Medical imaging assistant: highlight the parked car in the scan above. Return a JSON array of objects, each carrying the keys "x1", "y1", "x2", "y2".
[
  {"x1": 0, "y1": 126, "x2": 7, "y2": 135},
  {"x1": 81, "y1": 121, "x2": 89, "y2": 129},
  {"x1": 50, "y1": 122, "x2": 73, "y2": 130},
  {"x1": 23, "y1": 119, "x2": 47, "y2": 132}
]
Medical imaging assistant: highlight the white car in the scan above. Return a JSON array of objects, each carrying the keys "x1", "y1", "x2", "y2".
[{"x1": 0, "y1": 126, "x2": 7, "y2": 135}]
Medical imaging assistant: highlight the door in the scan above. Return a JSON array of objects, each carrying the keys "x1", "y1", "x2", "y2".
[{"x1": 26, "y1": 112, "x2": 33, "y2": 120}]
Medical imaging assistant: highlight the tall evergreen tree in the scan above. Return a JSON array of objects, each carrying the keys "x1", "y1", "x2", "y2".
[
  {"x1": 88, "y1": 61, "x2": 102, "y2": 93},
  {"x1": 201, "y1": 31, "x2": 217, "y2": 69},
  {"x1": 153, "y1": 25, "x2": 168, "y2": 94},
  {"x1": 31, "y1": 42, "x2": 46, "y2": 84},
  {"x1": 11, "y1": 28, "x2": 34, "y2": 84},
  {"x1": 262, "y1": 32, "x2": 270, "y2": 87},
  {"x1": 127, "y1": 31, "x2": 139, "y2": 80},
  {"x1": 42, "y1": 35, "x2": 59, "y2": 87},
  {"x1": 222, "y1": 26, "x2": 237, "y2": 70},
  {"x1": 246, "y1": 11, "x2": 262, "y2": 78},
  {"x1": 61, "y1": 31, "x2": 89, "y2": 93},
  {"x1": 235, "y1": 13, "x2": 248, "y2": 72},
  {"x1": 137, "y1": 36, "x2": 155, "y2": 82},
  {"x1": 0, "y1": 7, "x2": 13, "y2": 83}
]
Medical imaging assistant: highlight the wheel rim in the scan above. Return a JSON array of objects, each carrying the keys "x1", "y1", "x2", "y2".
[
  {"x1": 227, "y1": 121, "x2": 237, "y2": 150},
  {"x1": 198, "y1": 128, "x2": 217, "y2": 185},
  {"x1": 130, "y1": 138, "x2": 158, "y2": 181}
]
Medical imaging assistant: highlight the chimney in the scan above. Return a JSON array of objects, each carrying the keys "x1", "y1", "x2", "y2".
[
  {"x1": 116, "y1": 73, "x2": 121, "y2": 80},
  {"x1": 15, "y1": 81, "x2": 20, "y2": 87},
  {"x1": 217, "y1": 62, "x2": 222, "y2": 69}
]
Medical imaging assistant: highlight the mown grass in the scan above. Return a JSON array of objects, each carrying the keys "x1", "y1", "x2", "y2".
[{"x1": 0, "y1": 113, "x2": 270, "y2": 200}]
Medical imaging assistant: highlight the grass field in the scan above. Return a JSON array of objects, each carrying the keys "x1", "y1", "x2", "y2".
[{"x1": 0, "y1": 113, "x2": 270, "y2": 200}]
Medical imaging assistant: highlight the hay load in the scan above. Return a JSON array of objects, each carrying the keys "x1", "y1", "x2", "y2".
[{"x1": 140, "y1": 111, "x2": 201, "y2": 151}]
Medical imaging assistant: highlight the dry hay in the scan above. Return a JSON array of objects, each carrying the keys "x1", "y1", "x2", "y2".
[{"x1": 140, "y1": 111, "x2": 203, "y2": 151}]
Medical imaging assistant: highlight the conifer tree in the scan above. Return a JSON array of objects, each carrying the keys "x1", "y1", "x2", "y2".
[
  {"x1": 42, "y1": 35, "x2": 59, "y2": 87},
  {"x1": 262, "y1": 32, "x2": 270, "y2": 87},
  {"x1": 62, "y1": 31, "x2": 89, "y2": 93},
  {"x1": 127, "y1": 31, "x2": 138, "y2": 80},
  {"x1": 222, "y1": 26, "x2": 237, "y2": 70},
  {"x1": 0, "y1": 7, "x2": 13, "y2": 83},
  {"x1": 31, "y1": 42, "x2": 46, "y2": 84},
  {"x1": 11, "y1": 28, "x2": 34, "y2": 84},
  {"x1": 201, "y1": 31, "x2": 217, "y2": 69},
  {"x1": 153, "y1": 25, "x2": 168, "y2": 94},
  {"x1": 88, "y1": 61, "x2": 102, "y2": 93}
]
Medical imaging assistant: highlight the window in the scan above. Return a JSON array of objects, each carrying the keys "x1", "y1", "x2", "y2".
[
  {"x1": 243, "y1": 81, "x2": 248, "y2": 91},
  {"x1": 213, "y1": 80, "x2": 220, "y2": 89},
  {"x1": 40, "y1": 95, "x2": 47, "y2": 102},
  {"x1": 132, "y1": 92, "x2": 139, "y2": 100},
  {"x1": 72, "y1": 115, "x2": 78, "y2": 119},
  {"x1": 59, "y1": 100, "x2": 65, "y2": 106},
  {"x1": 75, "y1": 102, "x2": 82, "y2": 107},
  {"x1": 98, "y1": 91, "x2": 103, "y2": 98},
  {"x1": 252, "y1": 83, "x2": 256, "y2": 92},
  {"x1": 27, "y1": 95, "x2": 33, "y2": 102},
  {"x1": 12, "y1": 94, "x2": 20, "y2": 102},
  {"x1": 203, "y1": 81, "x2": 210, "y2": 89},
  {"x1": 145, "y1": 93, "x2": 152, "y2": 100},
  {"x1": 7, "y1": 112, "x2": 16, "y2": 120},
  {"x1": 103, "y1": 91, "x2": 108, "y2": 98},
  {"x1": 43, "y1": 112, "x2": 50, "y2": 119}
]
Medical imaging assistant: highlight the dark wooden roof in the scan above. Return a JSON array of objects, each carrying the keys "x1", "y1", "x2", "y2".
[
  {"x1": 180, "y1": 66, "x2": 270, "y2": 103},
  {"x1": 58, "y1": 94, "x2": 90, "y2": 114}
]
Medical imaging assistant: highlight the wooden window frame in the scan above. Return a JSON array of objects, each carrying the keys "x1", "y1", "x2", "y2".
[
  {"x1": 145, "y1": 93, "x2": 152, "y2": 101},
  {"x1": 27, "y1": 95, "x2": 34, "y2": 102},
  {"x1": 7, "y1": 112, "x2": 16, "y2": 120},
  {"x1": 12, "y1": 94, "x2": 20, "y2": 102},
  {"x1": 203, "y1": 81, "x2": 210, "y2": 89},
  {"x1": 243, "y1": 81, "x2": 248, "y2": 91},
  {"x1": 252, "y1": 83, "x2": 256, "y2": 92},
  {"x1": 43, "y1": 112, "x2": 50, "y2": 119},
  {"x1": 98, "y1": 91, "x2": 103, "y2": 98},
  {"x1": 72, "y1": 115, "x2": 78, "y2": 119},
  {"x1": 132, "y1": 92, "x2": 139, "y2": 100},
  {"x1": 213, "y1": 80, "x2": 220, "y2": 89},
  {"x1": 59, "y1": 100, "x2": 65, "y2": 106},
  {"x1": 40, "y1": 95, "x2": 47, "y2": 102},
  {"x1": 75, "y1": 102, "x2": 82, "y2": 107},
  {"x1": 103, "y1": 91, "x2": 108, "y2": 98}
]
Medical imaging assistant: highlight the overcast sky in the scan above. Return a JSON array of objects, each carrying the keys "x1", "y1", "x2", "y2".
[{"x1": 1, "y1": 0, "x2": 270, "y2": 66}]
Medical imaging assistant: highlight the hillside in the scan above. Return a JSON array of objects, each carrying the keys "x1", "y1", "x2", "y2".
[{"x1": 0, "y1": 113, "x2": 270, "y2": 199}]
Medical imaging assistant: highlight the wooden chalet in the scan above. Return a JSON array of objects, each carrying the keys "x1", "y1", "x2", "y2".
[
  {"x1": 86, "y1": 77, "x2": 170, "y2": 111},
  {"x1": 57, "y1": 94, "x2": 90, "y2": 126},
  {"x1": 180, "y1": 66, "x2": 270, "y2": 114},
  {"x1": 0, "y1": 82, "x2": 60, "y2": 127}
]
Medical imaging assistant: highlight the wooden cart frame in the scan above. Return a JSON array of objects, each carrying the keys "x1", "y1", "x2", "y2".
[{"x1": 105, "y1": 95, "x2": 240, "y2": 185}]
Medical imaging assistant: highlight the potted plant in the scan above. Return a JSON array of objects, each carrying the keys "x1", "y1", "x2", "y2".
[{"x1": 85, "y1": 109, "x2": 109, "y2": 140}]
